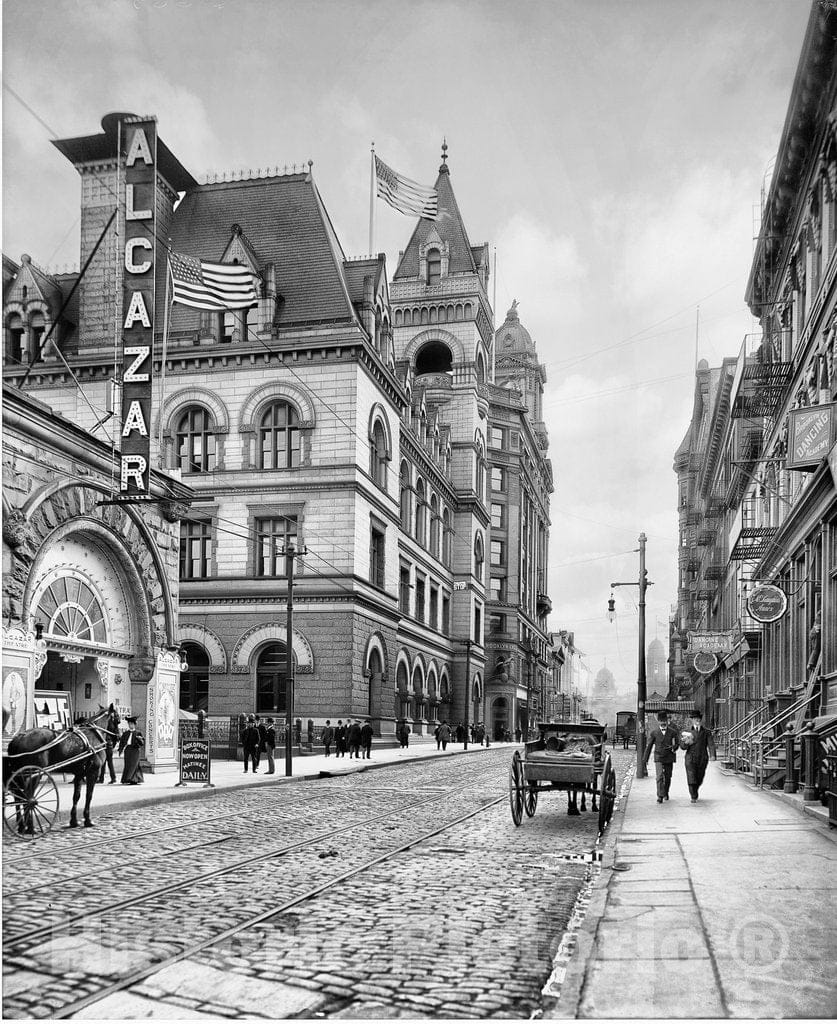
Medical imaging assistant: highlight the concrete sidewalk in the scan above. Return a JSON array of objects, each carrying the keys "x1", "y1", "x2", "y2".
[
  {"x1": 552, "y1": 762, "x2": 837, "y2": 1019},
  {"x1": 49, "y1": 737, "x2": 508, "y2": 823}
]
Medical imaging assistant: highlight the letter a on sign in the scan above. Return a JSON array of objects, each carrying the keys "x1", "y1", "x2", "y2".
[{"x1": 126, "y1": 128, "x2": 153, "y2": 167}]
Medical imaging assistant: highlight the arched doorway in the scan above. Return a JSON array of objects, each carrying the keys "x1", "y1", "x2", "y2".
[
  {"x1": 396, "y1": 662, "x2": 409, "y2": 720},
  {"x1": 492, "y1": 696, "x2": 508, "y2": 740},
  {"x1": 368, "y1": 647, "x2": 383, "y2": 719},
  {"x1": 256, "y1": 643, "x2": 288, "y2": 714},
  {"x1": 180, "y1": 642, "x2": 209, "y2": 713}
]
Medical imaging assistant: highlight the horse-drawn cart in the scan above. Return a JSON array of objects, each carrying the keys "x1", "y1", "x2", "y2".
[
  {"x1": 2, "y1": 713, "x2": 111, "y2": 839},
  {"x1": 508, "y1": 720, "x2": 617, "y2": 834}
]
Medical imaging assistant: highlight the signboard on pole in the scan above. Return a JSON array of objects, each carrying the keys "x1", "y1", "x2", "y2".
[
  {"x1": 787, "y1": 404, "x2": 836, "y2": 471},
  {"x1": 686, "y1": 630, "x2": 735, "y2": 654},
  {"x1": 119, "y1": 117, "x2": 157, "y2": 495},
  {"x1": 747, "y1": 583, "x2": 788, "y2": 623}
]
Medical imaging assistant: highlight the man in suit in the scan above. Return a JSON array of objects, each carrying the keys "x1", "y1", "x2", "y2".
[
  {"x1": 360, "y1": 720, "x2": 374, "y2": 759},
  {"x1": 242, "y1": 715, "x2": 260, "y2": 773},
  {"x1": 643, "y1": 711, "x2": 680, "y2": 803},
  {"x1": 264, "y1": 718, "x2": 276, "y2": 774},
  {"x1": 347, "y1": 719, "x2": 362, "y2": 759},
  {"x1": 322, "y1": 720, "x2": 334, "y2": 757},
  {"x1": 684, "y1": 710, "x2": 716, "y2": 803}
]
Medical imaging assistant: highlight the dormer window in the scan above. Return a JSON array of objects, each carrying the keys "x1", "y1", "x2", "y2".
[
  {"x1": 426, "y1": 248, "x2": 441, "y2": 286},
  {"x1": 29, "y1": 312, "x2": 45, "y2": 359},
  {"x1": 5, "y1": 314, "x2": 24, "y2": 363}
]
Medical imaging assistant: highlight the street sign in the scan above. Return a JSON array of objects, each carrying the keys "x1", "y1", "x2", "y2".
[
  {"x1": 453, "y1": 581, "x2": 469, "y2": 591},
  {"x1": 178, "y1": 737, "x2": 213, "y2": 786},
  {"x1": 747, "y1": 583, "x2": 788, "y2": 623},
  {"x1": 686, "y1": 630, "x2": 735, "y2": 654},
  {"x1": 693, "y1": 651, "x2": 719, "y2": 675},
  {"x1": 787, "y1": 403, "x2": 835, "y2": 471}
]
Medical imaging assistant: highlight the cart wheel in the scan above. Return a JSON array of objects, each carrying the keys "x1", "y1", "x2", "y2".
[
  {"x1": 524, "y1": 783, "x2": 538, "y2": 818},
  {"x1": 509, "y1": 751, "x2": 524, "y2": 826},
  {"x1": 3, "y1": 766, "x2": 59, "y2": 840},
  {"x1": 597, "y1": 754, "x2": 617, "y2": 835}
]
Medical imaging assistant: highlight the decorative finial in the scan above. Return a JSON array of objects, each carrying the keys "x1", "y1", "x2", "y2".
[{"x1": 441, "y1": 137, "x2": 448, "y2": 164}]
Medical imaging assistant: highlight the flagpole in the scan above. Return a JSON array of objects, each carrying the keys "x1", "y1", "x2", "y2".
[
  {"x1": 492, "y1": 245, "x2": 497, "y2": 385},
  {"x1": 369, "y1": 142, "x2": 376, "y2": 255},
  {"x1": 156, "y1": 246, "x2": 172, "y2": 466}
]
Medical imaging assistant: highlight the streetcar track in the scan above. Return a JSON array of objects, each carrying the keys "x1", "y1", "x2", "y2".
[
  {"x1": 4, "y1": 760, "x2": 508, "y2": 949},
  {"x1": 47, "y1": 791, "x2": 507, "y2": 1019}
]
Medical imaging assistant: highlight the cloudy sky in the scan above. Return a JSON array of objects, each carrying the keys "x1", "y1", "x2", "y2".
[{"x1": 3, "y1": 0, "x2": 811, "y2": 699}]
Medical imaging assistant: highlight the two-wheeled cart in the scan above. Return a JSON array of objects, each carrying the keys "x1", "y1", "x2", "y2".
[{"x1": 508, "y1": 720, "x2": 616, "y2": 834}]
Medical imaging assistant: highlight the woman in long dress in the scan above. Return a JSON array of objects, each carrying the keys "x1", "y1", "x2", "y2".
[{"x1": 118, "y1": 716, "x2": 144, "y2": 784}]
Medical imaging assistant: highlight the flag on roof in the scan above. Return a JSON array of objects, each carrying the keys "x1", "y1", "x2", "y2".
[
  {"x1": 169, "y1": 252, "x2": 257, "y2": 311},
  {"x1": 374, "y1": 155, "x2": 437, "y2": 220}
]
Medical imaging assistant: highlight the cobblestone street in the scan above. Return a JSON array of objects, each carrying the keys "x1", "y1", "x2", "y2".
[{"x1": 2, "y1": 748, "x2": 633, "y2": 1019}]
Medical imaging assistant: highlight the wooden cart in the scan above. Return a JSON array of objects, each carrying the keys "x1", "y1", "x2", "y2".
[{"x1": 508, "y1": 720, "x2": 616, "y2": 834}]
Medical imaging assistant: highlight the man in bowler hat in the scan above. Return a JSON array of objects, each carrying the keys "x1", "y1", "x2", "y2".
[
  {"x1": 241, "y1": 715, "x2": 260, "y2": 773},
  {"x1": 643, "y1": 710, "x2": 680, "y2": 803},
  {"x1": 683, "y1": 710, "x2": 716, "y2": 802}
]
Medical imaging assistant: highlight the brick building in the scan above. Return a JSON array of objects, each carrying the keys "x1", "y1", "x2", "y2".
[{"x1": 3, "y1": 114, "x2": 554, "y2": 742}]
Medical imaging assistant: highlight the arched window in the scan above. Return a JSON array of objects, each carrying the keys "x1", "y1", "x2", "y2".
[
  {"x1": 474, "y1": 533, "x2": 484, "y2": 581},
  {"x1": 256, "y1": 642, "x2": 289, "y2": 714},
  {"x1": 476, "y1": 446, "x2": 486, "y2": 501},
  {"x1": 180, "y1": 642, "x2": 210, "y2": 713},
  {"x1": 259, "y1": 401, "x2": 300, "y2": 469},
  {"x1": 400, "y1": 461, "x2": 412, "y2": 531},
  {"x1": 476, "y1": 352, "x2": 487, "y2": 385},
  {"x1": 29, "y1": 312, "x2": 45, "y2": 358},
  {"x1": 36, "y1": 577, "x2": 107, "y2": 643},
  {"x1": 442, "y1": 508, "x2": 452, "y2": 566},
  {"x1": 415, "y1": 479, "x2": 427, "y2": 546},
  {"x1": 430, "y1": 494, "x2": 440, "y2": 558},
  {"x1": 176, "y1": 406, "x2": 217, "y2": 473},
  {"x1": 369, "y1": 419, "x2": 388, "y2": 490},
  {"x1": 5, "y1": 314, "x2": 24, "y2": 363},
  {"x1": 427, "y1": 248, "x2": 441, "y2": 285},
  {"x1": 415, "y1": 341, "x2": 453, "y2": 376}
]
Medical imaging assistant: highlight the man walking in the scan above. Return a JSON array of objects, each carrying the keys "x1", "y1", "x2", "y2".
[
  {"x1": 643, "y1": 711, "x2": 679, "y2": 803},
  {"x1": 347, "y1": 719, "x2": 362, "y2": 759},
  {"x1": 322, "y1": 720, "x2": 334, "y2": 757},
  {"x1": 264, "y1": 717, "x2": 276, "y2": 774},
  {"x1": 335, "y1": 719, "x2": 347, "y2": 757},
  {"x1": 360, "y1": 719, "x2": 374, "y2": 759},
  {"x1": 683, "y1": 710, "x2": 716, "y2": 803},
  {"x1": 437, "y1": 720, "x2": 451, "y2": 751}
]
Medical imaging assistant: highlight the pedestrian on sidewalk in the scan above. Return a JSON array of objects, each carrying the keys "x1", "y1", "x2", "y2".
[
  {"x1": 118, "y1": 715, "x2": 144, "y2": 785},
  {"x1": 434, "y1": 723, "x2": 442, "y2": 750},
  {"x1": 335, "y1": 720, "x2": 346, "y2": 757},
  {"x1": 397, "y1": 720, "x2": 411, "y2": 748},
  {"x1": 264, "y1": 718, "x2": 276, "y2": 774},
  {"x1": 347, "y1": 719, "x2": 362, "y2": 758},
  {"x1": 322, "y1": 720, "x2": 334, "y2": 757},
  {"x1": 644, "y1": 711, "x2": 679, "y2": 803},
  {"x1": 437, "y1": 721, "x2": 451, "y2": 750},
  {"x1": 361, "y1": 720, "x2": 374, "y2": 758},
  {"x1": 255, "y1": 715, "x2": 266, "y2": 771},
  {"x1": 241, "y1": 715, "x2": 260, "y2": 773},
  {"x1": 98, "y1": 703, "x2": 119, "y2": 784},
  {"x1": 682, "y1": 710, "x2": 716, "y2": 803}
]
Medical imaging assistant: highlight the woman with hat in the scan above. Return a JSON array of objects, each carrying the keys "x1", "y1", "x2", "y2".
[{"x1": 117, "y1": 715, "x2": 145, "y2": 785}]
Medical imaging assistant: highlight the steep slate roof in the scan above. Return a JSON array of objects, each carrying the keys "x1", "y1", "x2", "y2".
[
  {"x1": 394, "y1": 163, "x2": 478, "y2": 280},
  {"x1": 167, "y1": 173, "x2": 358, "y2": 329},
  {"x1": 342, "y1": 257, "x2": 380, "y2": 305}
]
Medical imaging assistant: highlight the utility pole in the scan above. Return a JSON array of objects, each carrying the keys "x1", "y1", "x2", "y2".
[
  {"x1": 463, "y1": 639, "x2": 471, "y2": 751},
  {"x1": 284, "y1": 542, "x2": 306, "y2": 778}
]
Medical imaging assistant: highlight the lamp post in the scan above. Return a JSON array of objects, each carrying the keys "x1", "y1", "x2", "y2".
[
  {"x1": 608, "y1": 532, "x2": 651, "y2": 779},
  {"x1": 463, "y1": 638, "x2": 471, "y2": 751},
  {"x1": 524, "y1": 636, "x2": 535, "y2": 740},
  {"x1": 283, "y1": 542, "x2": 307, "y2": 778}
]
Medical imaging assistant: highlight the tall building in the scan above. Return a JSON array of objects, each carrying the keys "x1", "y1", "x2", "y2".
[{"x1": 3, "y1": 115, "x2": 554, "y2": 744}]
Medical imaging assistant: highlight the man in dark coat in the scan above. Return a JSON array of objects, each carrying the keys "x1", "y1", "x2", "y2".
[
  {"x1": 397, "y1": 721, "x2": 410, "y2": 748},
  {"x1": 255, "y1": 715, "x2": 266, "y2": 770},
  {"x1": 683, "y1": 710, "x2": 716, "y2": 802},
  {"x1": 242, "y1": 715, "x2": 260, "y2": 773},
  {"x1": 98, "y1": 703, "x2": 120, "y2": 784},
  {"x1": 335, "y1": 719, "x2": 347, "y2": 757},
  {"x1": 264, "y1": 718, "x2": 276, "y2": 774},
  {"x1": 347, "y1": 719, "x2": 362, "y2": 759},
  {"x1": 644, "y1": 711, "x2": 680, "y2": 803},
  {"x1": 322, "y1": 720, "x2": 334, "y2": 757},
  {"x1": 360, "y1": 720, "x2": 374, "y2": 759},
  {"x1": 437, "y1": 721, "x2": 451, "y2": 751}
]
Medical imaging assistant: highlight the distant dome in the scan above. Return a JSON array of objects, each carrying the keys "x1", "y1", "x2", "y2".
[
  {"x1": 648, "y1": 639, "x2": 665, "y2": 657},
  {"x1": 495, "y1": 299, "x2": 535, "y2": 354}
]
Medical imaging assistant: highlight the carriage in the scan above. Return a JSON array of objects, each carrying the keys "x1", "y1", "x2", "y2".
[
  {"x1": 2, "y1": 711, "x2": 111, "y2": 839},
  {"x1": 508, "y1": 720, "x2": 616, "y2": 833}
]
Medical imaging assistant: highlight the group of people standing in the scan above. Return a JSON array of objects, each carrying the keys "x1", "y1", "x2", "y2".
[
  {"x1": 321, "y1": 719, "x2": 374, "y2": 759},
  {"x1": 644, "y1": 709, "x2": 717, "y2": 804},
  {"x1": 239, "y1": 714, "x2": 277, "y2": 774}
]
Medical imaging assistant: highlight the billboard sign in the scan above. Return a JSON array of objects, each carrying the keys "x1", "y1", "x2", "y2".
[
  {"x1": 693, "y1": 651, "x2": 719, "y2": 675},
  {"x1": 120, "y1": 117, "x2": 157, "y2": 495},
  {"x1": 787, "y1": 404, "x2": 835, "y2": 471},
  {"x1": 686, "y1": 630, "x2": 735, "y2": 654},
  {"x1": 747, "y1": 583, "x2": 787, "y2": 623}
]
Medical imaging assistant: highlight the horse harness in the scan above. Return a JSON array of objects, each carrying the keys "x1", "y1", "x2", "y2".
[{"x1": 6, "y1": 722, "x2": 110, "y2": 773}]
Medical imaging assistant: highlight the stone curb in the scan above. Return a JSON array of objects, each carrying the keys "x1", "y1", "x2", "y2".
[
  {"x1": 543, "y1": 763, "x2": 641, "y2": 1020},
  {"x1": 58, "y1": 745, "x2": 492, "y2": 825}
]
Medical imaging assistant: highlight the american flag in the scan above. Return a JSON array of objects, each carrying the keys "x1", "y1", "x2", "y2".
[
  {"x1": 375, "y1": 156, "x2": 437, "y2": 220},
  {"x1": 168, "y1": 252, "x2": 257, "y2": 311}
]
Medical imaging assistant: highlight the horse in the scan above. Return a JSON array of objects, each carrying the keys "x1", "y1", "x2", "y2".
[{"x1": 4, "y1": 708, "x2": 113, "y2": 832}]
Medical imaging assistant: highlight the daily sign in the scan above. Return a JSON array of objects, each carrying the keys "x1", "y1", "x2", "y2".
[{"x1": 120, "y1": 118, "x2": 157, "y2": 495}]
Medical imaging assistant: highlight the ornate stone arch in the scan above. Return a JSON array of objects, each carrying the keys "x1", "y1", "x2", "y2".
[
  {"x1": 231, "y1": 622, "x2": 314, "y2": 674},
  {"x1": 363, "y1": 631, "x2": 389, "y2": 679},
  {"x1": 239, "y1": 380, "x2": 316, "y2": 470},
  {"x1": 439, "y1": 667, "x2": 451, "y2": 698},
  {"x1": 411, "y1": 654, "x2": 426, "y2": 695},
  {"x1": 426, "y1": 661, "x2": 439, "y2": 698},
  {"x1": 179, "y1": 623, "x2": 228, "y2": 674},
  {"x1": 404, "y1": 328, "x2": 465, "y2": 367},
  {"x1": 157, "y1": 387, "x2": 231, "y2": 471}
]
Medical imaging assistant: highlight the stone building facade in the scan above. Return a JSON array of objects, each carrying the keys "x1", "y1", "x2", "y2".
[{"x1": 3, "y1": 114, "x2": 554, "y2": 742}]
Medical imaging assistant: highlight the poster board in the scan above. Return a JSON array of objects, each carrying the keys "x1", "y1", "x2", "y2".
[
  {"x1": 177, "y1": 736, "x2": 213, "y2": 787},
  {"x1": 33, "y1": 690, "x2": 74, "y2": 730}
]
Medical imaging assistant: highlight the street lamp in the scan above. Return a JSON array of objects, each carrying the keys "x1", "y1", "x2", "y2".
[
  {"x1": 462, "y1": 639, "x2": 471, "y2": 751},
  {"x1": 607, "y1": 532, "x2": 652, "y2": 779}
]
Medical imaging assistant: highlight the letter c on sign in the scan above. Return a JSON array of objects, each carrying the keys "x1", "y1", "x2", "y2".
[{"x1": 125, "y1": 238, "x2": 153, "y2": 275}]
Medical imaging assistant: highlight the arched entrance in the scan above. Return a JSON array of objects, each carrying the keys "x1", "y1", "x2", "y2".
[
  {"x1": 368, "y1": 647, "x2": 383, "y2": 720},
  {"x1": 256, "y1": 643, "x2": 289, "y2": 714},
  {"x1": 492, "y1": 696, "x2": 509, "y2": 740},
  {"x1": 180, "y1": 642, "x2": 209, "y2": 713},
  {"x1": 396, "y1": 661, "x2": 409, "y2": 720}
]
